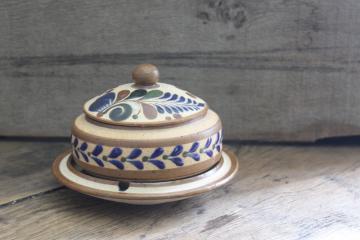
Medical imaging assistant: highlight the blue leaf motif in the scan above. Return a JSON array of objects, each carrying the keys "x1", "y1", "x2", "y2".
[
  {"x1": 216, "y1": 145, "x2": 221, "y2": 152},
  {"x1": 189, "y1": 152, "x2": 200, "y2": 161},
  {"x1": 176, "y1": 106, "x2": 183, "y2": 112},
  {"x1": 205, "y1": 138, "x2": 212, "y2": 148},
  {"x1": 170, "y1": 106, "x2": 179, "y2": 113},
  {"x1": 170, "y1": 145, "x2": 183, "y2": 156},
  {"x1": 150, "y1": 147, "x2": 164, "y2": 159},
  {"x1": 148, "y1": 160, "x2": 165, "y2": 169},
  {"x1": 164, "y1": 106, "x2": 172, "y2": 113},
  {"x1": 128, "y1": 160, "x2": 144, "y2": 170},
  {"x1": 109, "y1": 160, "x2": 124, "y2": 169},
  {"x1": 108, "y1": 147, "x2": 122, "y2": 158},
  {"x1": 198, "y1": 103, "x2": 205, "y2": 107},
  {"x1": 187, "y1": 99, "x2": 192, "y2": 104},
  {"x1": 170, "y1": 157, "x2": 184, "y2": 166},
  {"x1": 89, "y1": 92, "x2": 115, "y2": 112},
  {"x1": 91, "y1": 157, "x2": 104, "y2": 167},
  {"x1": 128, "y1": 149, "x2": 142, "y2": 159},
  {"x1": 168, "y1": 94, "x2": 178, "y2": 101},
  {"x1": 79, "y1": 142, "x2": 88, "y2": 151},
  {"x1": 92, "y1": 145, "x2": 103, "y2": 156},
  {"x1": 159, "y1": 92, "x2": 171, "y2": 99},
  {"x1": 177, "y1": 96, "x2": 185, "y2": 102},
  {"x1": 156, "y1": 105, "x2": 165, "y2": 114},
  {"x1": 80, "y1": 152, "x2": 89, "y2": 162},
  {"x1": 189, "y1": 142, "x2": 199, "y2": 153},
  {"x1": 204, "y1": 150, "x2": 213, "y2": 157}
]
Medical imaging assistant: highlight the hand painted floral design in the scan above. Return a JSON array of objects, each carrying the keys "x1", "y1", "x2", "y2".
[
  {"x1": 72, "y1": 130, "x2": 222, "y2": 170},
  {"x1": 87, "y1": 88, "x2": 206, "y2": 122}
]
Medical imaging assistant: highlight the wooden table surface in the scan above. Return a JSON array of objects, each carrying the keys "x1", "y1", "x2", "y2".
[{"x1": 1, "y1": 140, "x2": 360, "y2": 240}]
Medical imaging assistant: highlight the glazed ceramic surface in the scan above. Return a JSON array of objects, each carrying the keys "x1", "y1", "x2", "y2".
[
  {"x1": 52, "y1": 148, "x2": 239, "y2": 205},
  {"x1": 72, "y1": 129, "x2": 222, "y2": 170},
  {"x1": 83, "y1": 83, "x2": 208, "y2": 126},
  {"x1": 71, "y1": 129, "x2": 222, "y2": 180},
  {"x1": 52, "y1": 63, "x2": 236, "y2": 204},
  {"x1": 71, "y1": 109, "x2": 222, "y2": 180},
  {"x1": 70, "y1": 64, "x2": 223, "y2": 180}
]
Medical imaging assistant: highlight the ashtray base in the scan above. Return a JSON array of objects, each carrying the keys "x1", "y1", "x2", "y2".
[{"x1": 52, "y1": 147, "x2": 239, "y2": 205}]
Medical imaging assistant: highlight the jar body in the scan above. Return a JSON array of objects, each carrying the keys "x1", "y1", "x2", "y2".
[{"x1": 71, "y1": 110, "x2": 222, "y2": 181}]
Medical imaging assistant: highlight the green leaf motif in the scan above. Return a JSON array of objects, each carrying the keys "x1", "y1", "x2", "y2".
[
  {"x1": 142, "y1": 90, "x2": 163, "y2": 100},
  {"x1": 126, "y1": 89, "x2": 147, "y2": 99},
  {"x1": 109, "y1": 103, "x2": 132, "y2": 121}
]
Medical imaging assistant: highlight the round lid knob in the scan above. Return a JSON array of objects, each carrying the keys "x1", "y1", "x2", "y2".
[{"x1": 132, "y1": 64, "x2": 159, "y2": 86}]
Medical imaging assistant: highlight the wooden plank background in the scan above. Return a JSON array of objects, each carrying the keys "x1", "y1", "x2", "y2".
[{"x1": 1, "y1": 0, "x2": 360, "y2": 141}]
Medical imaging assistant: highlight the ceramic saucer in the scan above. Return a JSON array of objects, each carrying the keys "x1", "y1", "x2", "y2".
[{"x1": 52, "y1": 148, "x2": 238, "y2": 205}]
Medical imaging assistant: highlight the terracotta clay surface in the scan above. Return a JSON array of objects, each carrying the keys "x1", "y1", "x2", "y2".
[{"x1": 132, "y1": 64, "x2": 159, "y2": 86}]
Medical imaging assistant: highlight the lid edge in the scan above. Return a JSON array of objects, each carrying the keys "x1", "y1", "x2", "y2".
[
  {"x1": 83, "y1": 104, "x2": 208, "y2": 127},
  {"x1": 72, "y1": 112, "x2": 222, "y2": 147}
]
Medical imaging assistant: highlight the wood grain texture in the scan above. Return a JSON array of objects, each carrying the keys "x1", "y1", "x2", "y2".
[
  {"x1": 0, "y1": 141, "x2": 68, "y2": 204},
  {"x1": 1, "y1": 0, "x2": 360, "y2": 141},
  {"x1": 2, "y1": 143, "x2": 360, "y2": 239}
]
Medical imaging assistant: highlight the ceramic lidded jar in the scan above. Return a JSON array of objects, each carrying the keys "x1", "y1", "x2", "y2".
[{"x1": 71, "y1": 64, "x2": 223, "y2": 181}]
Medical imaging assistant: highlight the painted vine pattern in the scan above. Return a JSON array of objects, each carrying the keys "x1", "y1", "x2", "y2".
[
  {"x1": 72, "y1": 131, "x2": 222, "y2": 170},
  {"x1": 88, "y1": 88, "x2": 206, "y2": 121}
]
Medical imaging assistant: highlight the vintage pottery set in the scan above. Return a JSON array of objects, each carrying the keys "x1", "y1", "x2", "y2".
[{"x1": 52, "y1": 64, "x2": 238, "y2": 204}]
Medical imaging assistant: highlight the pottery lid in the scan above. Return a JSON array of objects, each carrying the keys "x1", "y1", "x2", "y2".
[{"x1": 83, "y1": 64, "x2": 208, "y2": 127}]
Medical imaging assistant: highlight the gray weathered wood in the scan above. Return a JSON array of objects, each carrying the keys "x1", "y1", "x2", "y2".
[
  {"x1": 1, "y1": 0, "x2": 360, "y2": 141},
  {"x1": 0, "y1": 141, "x2": 68, "y2": 204},
  {"x1": 2, "y1": 143, "x2": 360, "y2": 239}
]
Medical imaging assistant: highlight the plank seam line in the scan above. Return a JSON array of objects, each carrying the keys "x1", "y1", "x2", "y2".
[{"x1": 0, "y1": 186, "x2": 65, "y2": 209}]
